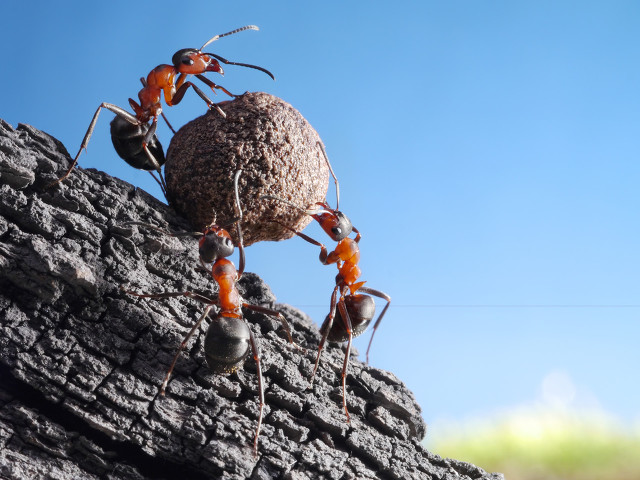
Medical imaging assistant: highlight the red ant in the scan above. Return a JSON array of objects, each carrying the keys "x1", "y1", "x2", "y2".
[
  {"x1": 50, "y1": 25, "x2": 274, "y2": 198},
  {"x1": 262, "y1": 144, "x2": 391, "y2": 421},
  {"x1": 122, "y1": 171, "x2": 299, "y2": 455}
]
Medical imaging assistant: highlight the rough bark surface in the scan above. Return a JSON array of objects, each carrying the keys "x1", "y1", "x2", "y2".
[{"x1": 0, "y1": 119, "x2": 503, "y2": 480}]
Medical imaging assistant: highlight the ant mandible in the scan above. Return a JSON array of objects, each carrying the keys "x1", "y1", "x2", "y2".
[
  {"x1": 50, "y1": 25, "x2": 274, "y2": 198},
  {"x1": 262, "y1": 144, "x2": 391, "y2": 421},
  {"x1": 122, "y1": 170, "x2": 299, "y2": 455}
]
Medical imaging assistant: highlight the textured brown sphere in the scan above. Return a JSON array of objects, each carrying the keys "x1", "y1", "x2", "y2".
[{"x1": 165, "y1": 92, "x2": 329, "y2": 246}]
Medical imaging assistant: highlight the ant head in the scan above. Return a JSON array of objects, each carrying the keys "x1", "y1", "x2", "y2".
[
  {"x1": 172, "y1": 49, "x2": 223, "y2": 75},
  {"x1": 310, "y1": 202, "x2": 353, "y2": 241},
  {"x1": 198, "y1": 225, "x2": 234, "y2": 263}
]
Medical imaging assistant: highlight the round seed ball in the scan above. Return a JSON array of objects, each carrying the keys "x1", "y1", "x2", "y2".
[{"x1": 165, "y1": 92, "x2": 328, "y2": 246}]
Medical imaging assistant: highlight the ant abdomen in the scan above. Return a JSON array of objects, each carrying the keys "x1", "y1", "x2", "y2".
[
  {"x1": 204, "y1": 316, "x2": 251, "y2": 374},
  {"x1": 110, "y1": 115, "x2": 166, "y2": 171},
  {"x1": 324, "y1": 294, "x2": 376, "y2": 343}
]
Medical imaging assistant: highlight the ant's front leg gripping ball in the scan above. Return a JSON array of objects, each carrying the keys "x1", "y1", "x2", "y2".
[{"x1": 164, "y1": 92, "x2": 329, "y2": 246}]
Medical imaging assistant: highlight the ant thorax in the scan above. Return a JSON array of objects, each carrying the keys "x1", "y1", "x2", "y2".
[{"x1": 211, "y1": 259, "x2": 241, "y2": 314}]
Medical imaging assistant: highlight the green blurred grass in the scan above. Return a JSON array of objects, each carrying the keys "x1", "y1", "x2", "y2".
[{"x1": 428, "y1": 408, "x2": 640, "y2": 480}]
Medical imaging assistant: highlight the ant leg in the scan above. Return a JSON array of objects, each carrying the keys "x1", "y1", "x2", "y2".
[
  {"x1": 247, "y1": 327, "x2": 264, "y2": 456},
  {"x1": 311, "y1": 286, "x2": 339, "y2": 385},
  {"x1": 160, "y1": 304, "x2": 214, "y2": 394},
  {"x1": 121, "y1": 287, "x2": 215, "y2": 308},
  {"x1": 242, "y1": 303, "x2": 303, "y2": 351},
  {"x1": 49, "y1": 102, "x2": 138, "y2": 187},
  {"x1": 148, "y1": 170, "x2": 168, "y2": 198},
  {"x1": 294, "y1": 229, "x2": 345, "y2": 265},
  {"x1": 141, "y1": 119, "x2": 164, "y2": 172},
  {"x1": 357, "y1": 287, "x2": 391, "y2": 364},
  {"x1": 146, "y1": 158, "x2": 168, "y2": 199},
  {"x1": 336, "y1": 294, "x2": 354, "y2": 422},
  {"x1": 123, "y1": 221, "x2": 202, "y2": 238},
  {"x1": 161, "y1": 111, "x2": 176, "y2": 134},
  {"x1": 189, "y1": 82, "x2": 227, "y2": 117},
  {"x1": 139, "y1": 118, "x2": 168, "y2": 198},
  {"x1": 170, "y1": 82, "x2": 226, "y2": 117},
  {"x1": 351, "y1": 226, "x2": 362, "y2": 243},
  {"x1": 141, "y1": 117, "x2": 158, "y2": 152},
  {"x1": 195, "y1": 74, "x2": 236, "y2": 98},
  {"x1": 270, "y1": 221, "x2": 333, "y2": 265},
  {"x1": 259, "y1": 197, "x2": 342, "y2": 264},
  {"x1": 288, "y1": 230, "x2": 331, "y2": 264}
]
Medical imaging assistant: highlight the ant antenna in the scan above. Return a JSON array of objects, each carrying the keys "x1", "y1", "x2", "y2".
[
  {"x1": 204, "y1": 212, "x2": 218, "y2": 230},
  {"x1": 317, "y1": 142, "x2": 340, "y2": 210},
  {"x1": 209, "y1": 171, "x2": 245, "y2": 232},
  {"x1": 233, "y1": 170, "x2": 244, "y2": 248},
  {"x1": 199, "y1": 25, "x2": 259, "y2": 51}
]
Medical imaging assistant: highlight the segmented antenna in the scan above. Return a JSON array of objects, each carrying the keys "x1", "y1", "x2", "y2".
[
  {"x1": 317, "y1": 142, "x2": 340, "y2": 210},
  {"x1": 233, "y1": 170, "x2": 244, "y2": 249},
  {"x1": 199, "y1": 25, "x2": 259, "y2": 51}
]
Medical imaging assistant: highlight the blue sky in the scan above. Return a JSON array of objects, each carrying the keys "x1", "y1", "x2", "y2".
[{"x1": 2, "y1": 1, "x2": 639, "y2": 443}]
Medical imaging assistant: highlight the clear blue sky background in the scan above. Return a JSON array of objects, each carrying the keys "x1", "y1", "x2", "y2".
[{"x1": 2, "y1": 1, "x2": 638, "y2": 445}]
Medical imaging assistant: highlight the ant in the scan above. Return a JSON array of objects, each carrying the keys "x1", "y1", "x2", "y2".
[
  {"x1": 262, "y1": 144, "x2": 391, "y2": 421},
  {"x1": 50, "y1": 25, "x2": 274, "y2": 198},
  {"x1": 122, "y1": 170, "x2": 299, "y2": 455}
]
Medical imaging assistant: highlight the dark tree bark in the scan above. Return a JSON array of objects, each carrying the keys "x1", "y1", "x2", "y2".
[{"x1": 0, "y1": 119, "x2": 503, "y2": 480}]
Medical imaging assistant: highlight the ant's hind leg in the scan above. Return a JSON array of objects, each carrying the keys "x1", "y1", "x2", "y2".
[
  {"x1": 137, "y1": 118, "x2": 168, "y2": 199},
  {"x1": 119, "y1": 287, "x2": 218, "y2": 393},
  {"x1": 148, "y1": 169, "x2": 168, "y2": 199},
  {"x1": 160, "y1": 304, "x2": 214, "y2": 395},
  {"x1": 357, "y1": 286, "x2": 391, "y2": 364},
  {"x1": 49, "y1": 103, "x2": 138, "y2": 187},
  {"x1": 310, "y1": 286, "x2": 339, "y2": 384},
  {"x1": 242, "y1": 303, "x2": 304, "y2": 351},
  {"x1": 170, "y1": 81, "x2": 226, "y2": 117},
  {"x1": 247, "y1": 327, "x2": 264, "y2": 456},
  {"x1": 120, "y1": 287, "x2": 215, "y2": 306},
  {"x1": 336, "y1": 297, "x2": 354, "y2": 422}
]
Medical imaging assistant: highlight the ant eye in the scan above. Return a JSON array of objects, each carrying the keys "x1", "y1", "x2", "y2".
[
  {"x1": 172, "y1": 48, "x2": 196, "y2": 67},
  {"x1": 331, "y1": 227, "x2": 342, "y2": 235}
]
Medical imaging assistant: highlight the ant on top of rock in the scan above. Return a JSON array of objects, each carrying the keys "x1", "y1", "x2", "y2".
[{"x1": 50, "y1": 26, "x2": 274, "y2": 199}]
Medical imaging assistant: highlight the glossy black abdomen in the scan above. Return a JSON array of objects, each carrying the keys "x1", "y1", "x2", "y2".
[
  {"x1": 204, "y1": 316, "x2": 251, "y2": 374},
  {"x1": 110, "y1": 116, "x2": 166, "y2": 170},
  {"x1": 323, "y1": 294, "x2": 376, "y2": 343}
]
